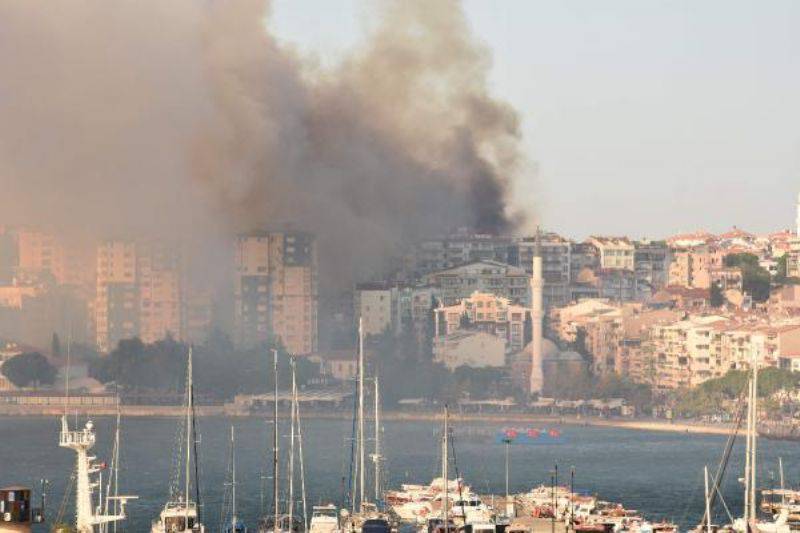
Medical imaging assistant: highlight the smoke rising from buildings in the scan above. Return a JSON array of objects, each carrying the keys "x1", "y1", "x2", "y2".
[{"x1": 0, "y1": 0, "x2": 524, "y2": 286}]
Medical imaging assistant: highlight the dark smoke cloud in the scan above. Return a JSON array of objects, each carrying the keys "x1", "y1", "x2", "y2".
[{"x1": 0, "y1": 0, "x2": 524, "y2": 286}]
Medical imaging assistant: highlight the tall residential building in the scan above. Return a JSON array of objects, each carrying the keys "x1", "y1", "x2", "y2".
[
  {"x1": 95, "y1": 240, "x2": 138, "y2": 352},
  {"x1": 137, "y1": 241, "x2": 182, "y2": 344},
  {"x1": 233, "y1": 231, "x2": 318, "y2": 355},
  {"x1": 94, "y1": 239, "x2": 183, "y2": 352}
]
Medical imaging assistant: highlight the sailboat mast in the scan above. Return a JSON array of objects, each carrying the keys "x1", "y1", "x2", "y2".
[
  {"x1": 358, "y1": 317, "x2": 366, "y2": 512},
  {"x1": 231, "y1": 426, "x2": 237, "y2": 530},
  {"x1": 374, "y1": 374, "x2": 381, "y2": 503},
  {"x1": 289, "y1": 356, "x2": 297, "y2": 528},
  {"x1": 185, "y1": 347, "x2": 193, "y2": 519},
  {"x1": 442, "y1": 405, "x2": 449, "y2": 527},
  {"x1": 112, "y1": 405, "x2": 121, "y2": 533},
  {"x1": 780, "y1": 457, "x2": 785, "y2": 505},
  {"x1": 297, "y1": 384, "x2": 309, "y2": 532},
  {"x1": 704, "y1": 465, "x2": 711, "y2": 533},
  {"x1": 750, "y1": 353, "x2": 759, "y2": 520},
  {"x1": 744, "y1": 377, "x2": 753, "y2": 525},
  {"x1": 273, "y1": 348, "x2": 280, "y2": 533}
]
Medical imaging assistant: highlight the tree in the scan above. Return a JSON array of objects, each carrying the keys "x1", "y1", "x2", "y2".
[
  {"x1": 1, "y1": 352, "x2": 58, "y2": 388},
  {"x1": 724, "y1": 253, "x2": 771, "y2": 302},
  {"x1": 51, "y1": 333, "x2": 61, "y2": 358},
  {"x1": 710, "y1": 282, "x2": 725, "y2": 307},
  {"x1": 523, "y1": 311, "x2": 533, "y2": 346}
]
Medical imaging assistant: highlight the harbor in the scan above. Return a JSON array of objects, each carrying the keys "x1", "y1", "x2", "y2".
[{"x1": 2, "y1": 346, "x2": 796, "y2": 533}]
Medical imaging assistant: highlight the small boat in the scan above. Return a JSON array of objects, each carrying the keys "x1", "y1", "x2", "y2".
[
  {"x1": 0, "y1": 485, "x2": 45, "y2": 533},
  {"x1": 309, "y1": 505, "x2": 340, "y2": 533}
]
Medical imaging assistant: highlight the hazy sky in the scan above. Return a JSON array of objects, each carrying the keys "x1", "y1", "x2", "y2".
[{"x1": 270, "y1": 0, "x2": 800, "y2": 240}]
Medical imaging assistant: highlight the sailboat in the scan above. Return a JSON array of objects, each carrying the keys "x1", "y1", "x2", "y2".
[
  {"x1": 698, "y1": 349, "x2": 790, "y2": 533},
  {"x1": 258, "y1": 350, "x2": 305, "y2": 533},
  {"x1": 151, "y1": 347, "x2": 206, "y2": 533},
  {"x1": 221, "y1": 426, "x2": 247, "y2": 533},
  {"x1": 342, "y1": 319, "x2": 391, "y2": 533}
]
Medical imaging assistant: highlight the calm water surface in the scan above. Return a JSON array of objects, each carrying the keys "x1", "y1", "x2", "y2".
[{"x1": 2, "y1": 416, "x2": 798, "y2": 531}]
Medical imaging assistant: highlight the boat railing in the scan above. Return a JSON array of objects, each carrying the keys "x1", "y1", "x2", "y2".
[{"x1": 59, "y1": 429, "x2": 95, "y2": 448}]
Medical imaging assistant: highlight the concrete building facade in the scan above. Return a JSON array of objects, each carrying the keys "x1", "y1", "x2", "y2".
[
  {"x1": 233, "y1": 231, "x2": 318, "y2": 355},
  {"x1": 435, "y1": 291, "x2": 530, "y2": 353},
  {"x1": 423, "y1": 260, "x2": 530, "y2": 307}
]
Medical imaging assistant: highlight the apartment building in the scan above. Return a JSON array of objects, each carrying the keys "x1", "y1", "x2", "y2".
[
  {"x1": 435, "y1": 291, "x2": 530, "y2": 353},
  {"x1": 94, "y1": 239, "x2": 185, "y2": 352},
  {"x1": 587, "y1": 237, "x2": 635, "y2": 271},
  {"x1": 233, "y1": 231, "x2": 318, "y2": 355},
  {"x1": 354, "y1": 283, "x2": 395, "y2": 337},
  {"x1": 647, "y1": 315, "x2": 731, "y2": 390},
  {"x1": 668, "y1": 245, "x2": 724, "y2": 289},
  {"x1": 95, "y1": 240, "x2": 138, "y2": 352},
  {"x1": 137, "y1": 241, "x2": 182, "y2": 344},
  {"x1": 406, "y1": 231, "x2": 514, "y2": 277},
  {"x1": 633, "y1": 240, "x2": 670, "y2": 291},
  {"x1": 510, "y1": 233, "x2": 572, "y2": 308},
  {"x1": 423, "y1": 260, "x2": 530, "y2": 306}
]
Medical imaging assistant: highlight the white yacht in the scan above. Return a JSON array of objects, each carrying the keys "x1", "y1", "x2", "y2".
[
  {"x1": 309, "y1": 505, "x2": 340, "y2": 533},
  {"x1": 151, "y1": 347, "x2": 206, "y2": 533}
]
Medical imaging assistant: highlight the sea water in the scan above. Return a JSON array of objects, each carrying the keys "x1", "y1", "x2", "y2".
[{"x1": 1, "y1": 416, "x2": 798, "y2": 531}]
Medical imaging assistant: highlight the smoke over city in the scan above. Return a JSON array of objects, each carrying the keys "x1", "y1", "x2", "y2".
[{"x1": 0, "y1": 0, "x2": 524, "y2": 285}]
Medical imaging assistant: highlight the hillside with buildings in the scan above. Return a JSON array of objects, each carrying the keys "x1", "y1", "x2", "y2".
[{"x1": 4, "y1": 216, "x2": 800, "y2": 419}]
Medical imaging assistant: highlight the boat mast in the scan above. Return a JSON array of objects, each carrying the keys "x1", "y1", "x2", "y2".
[
  {"x1": 704, "y1": 465, "x2": 711, "y2": 533},
  {"x1": 442, "y1": 405, "x2": 449, "y2": 527},
  {"x1": 504, "y1": 436, "x2": 510, "y2": 517},
  {"x1": 374, "y1": 373, "x2": 381, "y2": 503},
  {"x1": 289, "y1": 356, "x2": 297, "y2": 529},
  {"x1": 744, "y1": 376, "x2": 753, "y2": 526},
  {"x1": 185, "y1": 346, "x2": 193, "y2": 522},
  {"x1": 358, "y1": 317, "x2": 366, "y2": 512},
  {"x1": 273, "y1": 348, "x2": 280, "y2": 533},
  {"x1": 780, "y1": 457, "x2": 785, "y2": 505},
  {"x1": 231, "y1": 425, "x2": 237, "y2": 531},
  {"x1": 296, "y1": 376, "x2": 309, "y2": 531},
  {"x1": 750, "y1": 351, "x2": 758, "y2": 521}
]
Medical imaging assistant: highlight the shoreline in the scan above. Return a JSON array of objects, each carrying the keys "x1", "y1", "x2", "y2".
[{"x1": 0, "y1": 405, "x2": 734, "y2": 436}]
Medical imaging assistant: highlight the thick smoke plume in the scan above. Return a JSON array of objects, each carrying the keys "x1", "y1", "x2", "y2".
[{"x1": 0, "y1": 0, "x2": 523, "y2": 285}]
